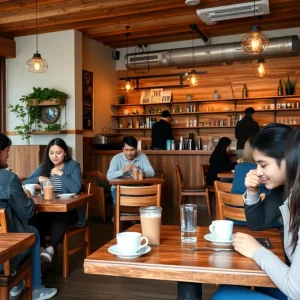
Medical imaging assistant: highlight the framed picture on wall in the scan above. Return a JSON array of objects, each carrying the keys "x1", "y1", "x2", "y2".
[
  {"x1": 82, "y1": 70, "x2": 94, "y2": 130},
  {"x1": 150, "y1": 88, "x2": 163, "y2": 103},
  {"x1": 140, "y1": 90, "x2": 151, "y2": 104},
  {"x1": 161, "y1": 91, "x2": 172, "y2": 103}
]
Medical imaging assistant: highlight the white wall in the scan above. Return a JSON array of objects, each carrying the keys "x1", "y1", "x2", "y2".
[
  {"x1": 82, "y1": 35, "x2": 116, "y2": 137},
  {"x1": 6, "y1": 30, "x2": 83, "y2": 165},
  {"x1": 116, "y1": 27, "x2": 300, "y2": 70}
]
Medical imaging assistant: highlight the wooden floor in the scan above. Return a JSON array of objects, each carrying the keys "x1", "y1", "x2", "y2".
[{"x1": 41, "y1": 204, "x2": 218, "y2": 300}]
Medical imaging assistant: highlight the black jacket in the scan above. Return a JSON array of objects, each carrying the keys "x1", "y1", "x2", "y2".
[
  {"x1": 235, "y1": 116, "x2": 260, "y2": 150},
  {"x1": 206, "y1": 151, "x2": 233, "y2": 186},
  {"x1": 151, "y1": 119, "x2": 173, "y2": 150},
  {"x1": 244, "y1": 186, "x2": 285, "y2": 230}
]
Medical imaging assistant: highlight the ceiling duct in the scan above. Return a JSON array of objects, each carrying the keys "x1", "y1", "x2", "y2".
[
  {"x1": 125, "y1": 36, "x2": 298, "y2": 70},
  {"x1": 196, "y1": 0, "x2": 269, "y2": 25}
]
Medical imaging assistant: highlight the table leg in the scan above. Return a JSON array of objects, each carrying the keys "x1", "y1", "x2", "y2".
[{"x1": 177, "y1": 282, "x2": 202, "y2": 300}]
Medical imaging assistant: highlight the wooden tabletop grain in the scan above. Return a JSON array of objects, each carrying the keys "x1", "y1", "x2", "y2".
[
  {"x1": 217, "y1": 171, "x2": 234, "y2": 179},
  {"x1": 109, "y1": 172, "x2": 164, "y2": 186},
  {"x1": 0, "y1": 233, "x2": 35, "y2": 264},
  {"x1": 32, "y1": 193, "x2": 93, "y2": 212},
  {"x1": 84, "y1": 225, "x2": 284, "y2": 287}
]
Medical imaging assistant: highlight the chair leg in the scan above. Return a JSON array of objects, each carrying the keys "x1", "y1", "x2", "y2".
[
  {"x1": 63, "y1": 233, "x2": 69, "y2": 278},
  {"x1": 205, "y1": 190, "x2": 211, "y2": 215},
  {"x1": 0, "y1": 287, "x2": 9, "y2": 300},
  {"x1": 177, "y1": 193, "x2": 183, "y2": 214},
  {"x1": 84, "y1": 226, "x2": 90, "y2": 257}
]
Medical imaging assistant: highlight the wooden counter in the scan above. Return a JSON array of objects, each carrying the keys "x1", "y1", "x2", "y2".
[{"x1": 91, "y1": 150, "x2": 237, "y2": 208}]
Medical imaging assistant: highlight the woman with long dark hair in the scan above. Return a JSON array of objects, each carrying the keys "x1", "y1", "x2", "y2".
[
  {"x1": 24, "y1": 138, "x2": 82, "y2": 263},
  {"x1": 206, "y1": 137, "x2": 233, "y2": 186},
  {"x1": 0, "y1": 133, "x2": 57, "y2": 299}
]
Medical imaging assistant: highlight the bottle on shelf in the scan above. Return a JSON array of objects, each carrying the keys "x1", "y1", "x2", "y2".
[
  {"x1": 208, "y1": 137, "x2": 213, "y2": 151},
  {"x1": 278, "y1": 79, "x2": 283, "y2": 96},
  {"x1": 242, "y1": 84, "x2": 248, "y2": 98}
]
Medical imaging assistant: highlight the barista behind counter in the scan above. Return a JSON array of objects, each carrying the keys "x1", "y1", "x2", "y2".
[{"x1": 151, "y1": 110, "x2": 173, "y2": 150}]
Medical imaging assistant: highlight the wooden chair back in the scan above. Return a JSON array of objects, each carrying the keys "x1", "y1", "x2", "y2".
[
  {"x1": 218, "y1": 190, "x2": 246, "y2": 221},
  {"x1": 115, "y1": 184, "x2": 161, "y2": 234},
  {"x1": 174, "y1": 165, "x2": 183, "y2": 191},
  {"x1": 199, "y1": 164, "x2": 209, "y2": 186},
  {"x1": 0, "y1": 208, "x2": 10, "y2": 275},
  {"x1": 214, "y1": 181, "x2": 233, "y2": 219}
]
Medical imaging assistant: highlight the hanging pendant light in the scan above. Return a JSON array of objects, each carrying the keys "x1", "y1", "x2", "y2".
[
  {"x1": 253, "y1": 56, "x2": 270, "y2": 78},
  {"x1": 241, "y1": 2, "x2": 269, "y2": 55},
  {"x1": 26, "y1": 0, "x2": 48, "y2": 72},
  {"x1": 186, "y1": 32, "x2": 200, "y2": 87},
  {"x1": 122, "y1": 26, "x2": 134, "y2": 93}
]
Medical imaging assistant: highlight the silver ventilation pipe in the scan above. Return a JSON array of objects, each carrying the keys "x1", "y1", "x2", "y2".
[{"x1": 125, "y1": 35, "x2": 299, "y2": 70}]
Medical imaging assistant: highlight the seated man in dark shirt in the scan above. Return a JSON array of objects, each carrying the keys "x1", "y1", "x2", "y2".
[
  {"x1": 151, "y1": 110, "x2": 173, "y2": 150},
  {"x1": 243, "y1": 123, "x2": 292, "y2": 230}
]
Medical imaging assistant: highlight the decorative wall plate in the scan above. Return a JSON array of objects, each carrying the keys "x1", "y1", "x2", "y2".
[{"x1": 40, "y1": 106, "x2": 60, "y2": 124}]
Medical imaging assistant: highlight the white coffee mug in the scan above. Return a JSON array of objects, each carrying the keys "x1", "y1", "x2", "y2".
[
  {"x1": 116, "y1": 232, "x2": 148, "y2": 253},
  {"x1": 24, "y1": 184, "x2": 36, "y2": 196},
  {"x1": 209, "y1": 220, "x2": 233, "y2": 241}
]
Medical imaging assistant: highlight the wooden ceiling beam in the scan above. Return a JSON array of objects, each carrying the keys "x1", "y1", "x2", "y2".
[{"x1": 0, "y1": 35, "x2": 15, "y2": 58}]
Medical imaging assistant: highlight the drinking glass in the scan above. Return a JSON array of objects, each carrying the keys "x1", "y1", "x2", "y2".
[{"x1": 180, "y1": 204, "x2": 197, "y2": 243}]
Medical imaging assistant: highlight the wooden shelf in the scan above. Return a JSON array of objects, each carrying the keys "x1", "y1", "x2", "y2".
[
  {"x1": 28, "y1": 98, "x2": 66, "y2": 106},
  {"x1": 29, "y1": 130, "x2": 67, "y2": 134}
]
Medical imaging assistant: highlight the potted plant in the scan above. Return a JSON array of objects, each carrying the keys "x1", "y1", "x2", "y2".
[
  {"x1": 284, "y1": 77, "x2": 296, "y2": 95},
  {"x1": 117, "y1": 95, "x2": 127, "y2": 105},
  {"x1": 8, "y1": 87, "x2": 69, "y2": 144},
  {"x1": 186, "y1": 94, "x2": 193, "y2": 101}
]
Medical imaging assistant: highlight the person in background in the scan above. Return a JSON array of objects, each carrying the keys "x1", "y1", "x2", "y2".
[
  {"x1": 212, "y1": 127, "x2": 300, "y2": 300},
  {"x1": 24, "y1": 138, "x2": 82, "y2": 264},
  {"x1": 231, "y1": 138, "x2": 268, "y2": 195},
  {"x1": 206, "y1": 137, "x2": 234, "y2": 186},
  {"x1": 0, "y1": 133, "x2": 57, "y2": 300},
  {"x1": 151, "y1": 110, "x2": 173, "y2": 150},
  {"x1": 243, "y1": 123, "x2": 292, "y2": 231},
  {"x1": 235, "y1": 107, "x2": 260, "y2": 159},
  {"x1": 107, "y1": 136, "x2": 155, "y2": 204}
]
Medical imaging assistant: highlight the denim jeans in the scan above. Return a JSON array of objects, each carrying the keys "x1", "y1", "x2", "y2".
[
  {"x1": 111, "y1": 188, "x2": 116, "y2": 204},
  {"x1": 0, "y1": 225, "x2": 42, "y2": 290},
  {"x1": 212, "y1": 286, "x2": 287, "y2": 300}
]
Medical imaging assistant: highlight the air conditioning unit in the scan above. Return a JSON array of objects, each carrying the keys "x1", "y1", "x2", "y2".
[
  {"x1": 196, "y1": 0, "x2": 270, "y2": 25},
  {"x1": 126, "y1": 52, "x2": 168, "y2": 69}
]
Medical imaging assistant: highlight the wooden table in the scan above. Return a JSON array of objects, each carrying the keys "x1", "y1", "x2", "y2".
[
  {"x1": 0, "y1": 233, "x2": 35, "y2": 264},
  {"x1": 32, "y1": 193, "x2": 93, "y2": 212},
  {"x1": 84, "y1": 225, "x2": 284, "y2": 300},
  {"x1": 108, "y1": 172, "x2": 164, "y2": 186},
  {"x1": 217, "y1": 170, "x2": 234, "y2": 179}
]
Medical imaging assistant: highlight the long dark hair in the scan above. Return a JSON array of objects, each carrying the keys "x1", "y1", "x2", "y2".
[
  {"x1": 213, "y1": 137, "x2": 231, "y2": 153},
  {"x1": 41, "y1": 138, "x2": 71, "y2": 176},
  {"x1": 251, "y1": 123, "x2": 292, "y2": 166},
  {"x1": 284, "y1": 128, "x2": 300, "y2": 254},
  {"x1": 0, "y1": 133, "x2": 12, "y2": 169}
]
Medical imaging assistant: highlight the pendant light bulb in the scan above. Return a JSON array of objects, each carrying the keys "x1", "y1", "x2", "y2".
[
  {"x1": 122, "y1": 27, "x2": 134, "y2": 93},
  {"x1": 253, "y1": 57, "x2": 270, "y2": 78},
  {"x1": 186, "y1": 69, "x2": 200, "y2": 87}
]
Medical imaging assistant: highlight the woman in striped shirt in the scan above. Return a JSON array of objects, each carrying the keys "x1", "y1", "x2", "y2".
[{"x1": 24, "y1": 138, "x2": 82, "y2": 263}]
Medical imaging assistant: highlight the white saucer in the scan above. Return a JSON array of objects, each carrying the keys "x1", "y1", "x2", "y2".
[
  {"x1": 108, "y1": 245, "x2": 151, "y2": 259},
  {"x1": 57, "y1": 193, "x2": 76, "y2": 198},
  {"x1": 231, "y1": 170, "x2": 235, "y2": 173},
  {"x1": 204, "y1": 233, "x2": 233, "y2": 245}
]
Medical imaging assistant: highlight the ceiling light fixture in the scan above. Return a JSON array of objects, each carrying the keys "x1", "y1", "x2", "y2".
[
  {"x1": 253, "y1": 56, "x2": 270, "y2": 77},
  {"x1": 186, "y1": 31, "x2": 200, "y2": 87},
  {"x1": 122, "y1": 26, "x2": 134, "y2": 93},
  {"x1": 241, "y1": 2, "x2": 269, "y2": 54},
  {"x1": 26, "y1": 0, "x2": 48, "y2": 72}
]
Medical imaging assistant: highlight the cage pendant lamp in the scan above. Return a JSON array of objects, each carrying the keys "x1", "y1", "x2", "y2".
[
  {"x1": 253, "y1": 56, "x2": 270, "y2": 78},
  {"x1": 26, "y1": 0, "x2": 48, "y2": 73},
  {"x1": 122, "y1": 28, "x2": 134, "y2": 93},
  {"x1": 186, "y1": 33, "x2": 200, "y2": 87},
  {"x1": 241, "y1": 1, "x2": 269, "y2": 55}
]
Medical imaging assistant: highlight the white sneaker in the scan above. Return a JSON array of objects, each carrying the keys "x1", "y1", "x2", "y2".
[
  {"x1": 40, "y1": 247, "x2": 54, "y2": 263},
  {"x1": 10, "y1": 280, "x2": 25, "y2": 297},
  {"x1": 32, "y1": 285, "x2": 57, "y2": 300}
]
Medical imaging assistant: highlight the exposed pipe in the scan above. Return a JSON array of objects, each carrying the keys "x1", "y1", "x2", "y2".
[
  {"x1": 190, "y1": 24, "x2": 208, "y2": 43},
  {"x1": 125, "y1": 35, "x2": 299, "y2": 70}
]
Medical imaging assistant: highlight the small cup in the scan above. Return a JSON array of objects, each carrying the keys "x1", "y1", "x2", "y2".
[
  {"x1": 116, "y1": 232, "x2": 148, "y2": 253},
  {"x1": 202, "y1": 145, "x2": 208, "y2": 150},
  {"x1": 209, "y1": 220, "x2": 233, "y2": 241},
  {"x1": 270, "y1": 104, "x2": 275, "y2": 109},
  {"x1": 132, "y1": 167, "x2": 138, "y2": 179},
  {"x1": 24, "y1": 184, "x2": 36, "y2": 196}
]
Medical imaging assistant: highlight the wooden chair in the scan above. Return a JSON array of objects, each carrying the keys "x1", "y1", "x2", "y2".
[
  {"x1": 174, "y1": 165, "x2": 210, "y2": 215},
  {"x1": 62, "y1": 182, "x2": 91, "y2": 277},
  {"x1": 214, "y1": 181, "x2": 233, "y2": 220},
  {"x1": 114, "y1": 184, "x2": 161, "y2": 234},
  {"x1": 0, "y1": 208, "x2": 32, "y2": 300},
  {"x1": 82, "y1": 170, "x2": 109, "y2": 221},
  {"x1": 200, "y1": 164, "x2": 215, "y2": 193}
]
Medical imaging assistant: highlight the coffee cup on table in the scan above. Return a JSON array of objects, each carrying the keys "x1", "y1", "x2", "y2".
[
  {"x1": 209, "y1": 220, "x2": 233, "y2": 241},
  {"x1": 42, "y1": 180, "x2": 54, "y2": 200},
  {"x1": 116, "y1": 232, "x2": 148, "y2": 253},
  {"x1": 24, "y1": 184, "x2": 36, "y2": 196}
]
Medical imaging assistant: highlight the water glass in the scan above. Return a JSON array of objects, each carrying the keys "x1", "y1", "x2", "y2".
[{"x1": 180, "y1": 204, "x2": 197, "y2": 243}]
